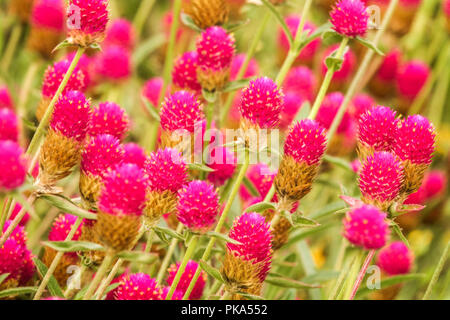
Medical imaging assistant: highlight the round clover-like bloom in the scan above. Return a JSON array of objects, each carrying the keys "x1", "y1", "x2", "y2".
[
  {"x1": 230, "y1": 53, "x2": 259, "y2": 81},
  {"x1": 123, "y1": 143, "x2": 148, "y2": 169},
  {"x1": 239, "y1": 77, "x2": 283, "y2": 129},
  {"x1": 167, "y1": 260, "x2": 207, "y2": 300},
  {"x1": 0, "y1": 108, "x2": 19, "y2": 142},
  {"x1": 359, "y1": 151, "x2": 403, "y2": 210},
  {"x1": 0, "y1": 140, "x2": 27, "y2": 191},
  {"x1": 172, "y1": 51, "x2": 201, "y2": 93},
  {"x1": 67, "y1": 0, "x2": 109, "y2": 47},
  {"x1": 31, "y1": 0, "x2": 65, "y2": 30},
  {"x1": 176, "y1": 180, "x2": 220, "y2": 233},
  {"x1": 115, "y1": 273, "x2": 162, "y2": 300},
  {"x1": 0, "y1": 86, "x2": 14, "y2": 109},
  {"x1": 104, "y1": 18, "x2": 135, "y2": 50},
  {"x1": 0, "y1": 239, "x2": 34, "y2": 289},
  {"x1": 283, "y1": 66, "x2": 316, "y2": 102},
  {"x1": 142, "y1": 77, "x2": 164, "y2": 107},
  {"x1": 375, "y1": 49, "x2": 402, "y2": 83},
  {"x1": 96, "y1": 45, "x2": 131, "y2": 81},
  {"x1": 396, "y1": 60, "x2": 430, "y2": 101},
  {"x1": 41, "y1": 60, "x2": 86, "y2": 99},
  {"x1": 343, "y1": 205, "x2": 390, "y2": 250},
  {"x1": 330, "y1": 0, "x2": 369, "y2": 37},
  {"x1": 317, "y1": 92, "x2": 352, "y2": 134},
  {"x1": 351, "y1": 94, "x2": 375, "y2": 119},
  {"x1": 377, "y1": 241, "x2": 413, "y2": 275},
  {"x1": 207, "y1": 146, "x2": 237, "y2": 187},
  {"x1": 89, "y1": 101, "x2": 130, "y2": 140},
  {"x1": 160, "y1": 91, "x2": 203, "y2": 133}
]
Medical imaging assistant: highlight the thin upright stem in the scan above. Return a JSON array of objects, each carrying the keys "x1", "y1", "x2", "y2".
[
  {"x1": 165, "y1": 235, "x2": 199, "y2": 300},
  {"x1": 423, "y1": 241, "x2": 450, "y2": 300},
  {"x1": 95, "y1": 258, "x2": 124, "y2": 300},
  {"x1": 133, "y1": 0, "x2": 156, "y2": 40},
  {"x1": 348, "y1": 249, "x2": 375, "y2": 300},
  {"x1": 0, "y1": 23, "x2": 22, "y2": 73},
  {"x1": 156, "y1": 223, "x2": 184, "y2": 283},
  {"x1": 33, "y1": 217, "x2": 83, "y2": 300},
  {"x1": 64, "y1": 264, "x2": 87, "y2": 298},
  {"x1": 83, "y1": 251, "x2": 115, "y2": 300},
  {"x1": 182, "y1": 149, "x2": 250, "y2": 300},
  {"x1": 139, "y1": 229, "x2": 155, "y2": 273}
]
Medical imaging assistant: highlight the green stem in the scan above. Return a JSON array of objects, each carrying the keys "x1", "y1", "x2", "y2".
[
  {"x1": 328, "y1": 253, "x2": 354, "y2": 300},
  {"x1": 83, "y1": 251, "x2": 115, "y2": 300},
  {"x1": 423, "y1": 241, "x2": 450, "y2": 300},
  {"x1": 348, "y1": 249, "x2": 375, "y2": 300},
  {"x1": 308, "y1": 37, "x2": 349, "y2": 121},
  {"x1": 0, "y1": 197, "x2": 12, "y2": 234},
  {"x1": 64, "y1": 264, "x2": 87, "y2": 298},
  {"x1": 220, "y1": 291, "x2": 232, "y2": 300},
  {"x1": 133, "y1": 0, "x2": 156, "y2": 40},
  {"x1": 327, "y1": 238, "x2": 348, "y2": 297},
  {"x1": 26, "y1": 46, "x2": 85, "y2": 157},
  {"x1": 165, "y1": 235, "x2": 199, "y2": 300},
  {"x1": 342, "y1": 250, "x2": 364, "y2": 300},
  {"x1": 95, "y1": 258, "x2": 124, "y2": 300},
  {"x1": 156, "y1": 223, "x2": 184, "y2": 283},
  {"x1": 0, "y1": 23, "x2": 22, "y2": 73},
  {"x1": 220, "y1": 11, "x2": 271, "y2": 124},
  {"x1": 326, "y1": 0, "x2": 398, "y2": 141},
  {"x1": 139, "y1": 229, "x2": 155, "y2": 273},
  {"x1": 182, "y1": 149, "x2": 250, "y2": 300},
  {"x1": 33, "y1": 217, "x2": 83, "y2": 300}
]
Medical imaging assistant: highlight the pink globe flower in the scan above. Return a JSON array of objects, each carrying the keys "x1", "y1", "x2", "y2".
[
  {"x1": 375, "y1": 49, "x2": 402, "y2": 83},
  {"x1": 115, "y1": 273, "x2": 162, "y2": 300},
  {"x1": 207, "y1": 146, "x2": 237, "y2": 186},
  {"x1": 167, "y1": 260, "x2": 207, "y2": 300},
  {"x1": 230, "y1": 53, "x2": 259, "y2": 81},
  {"x1": 89, "y1": 101, "x2": 130, "y2": 140},
  {"x1": 358, "y1": 106, "x2": 399, "y2": 152},
  {"x1": 227, "y1": 212, "x2": 273, "y2": 281},
  {"x1": 278, "y1": 16, "x2": 321, "y2": 64},
  {"x1": 145, "y1": 148, "x2": 188, "y2": 193},
  {"x1": 142, "y1": 77, "x2": 164, "y2": 107},
  {"x1": 343, "y1": 205, "x2": 390, "y2": 250},
  {"x1": 317, "y1": 92, "x2": 352, "y2": 134},
  {"x1": 280, "y1": 92, "x2": 306, "y2": 130},
  {"x1": 161, "y1": 287, "x2": 184, "y2": 300},
  {"x1": 0, "y1": 140, "x2": 27, "y2": 191},
  {"x1": 444, "y1": 0, "x2": 450, "y2": 18},
  {"x1": 172, "y1": 51, "x2": 201, "y2": 93},
  {"x1": 31, "y1": 0, "x2": 65, "y2": 31},
  {"x1": 321, "y1": 45, "x2": 356, "y2": 82},
  {"x1": 359, "y1": 151, "x2": 403, "y2": 209},
  {"x1": 0, "y1": 108, "x2": 19, "y2": 142},
  {"x1": 330, "y1": 0, "x2": 369, "y2": 37},
  {"x1": 96, "y1": 45, "x2": 131, "y2": 81},
  {"x1": 65, "y1": 52, "x2": 93, "y2": 89},
  {"x1": 176, "y1": 180, "x2": 220, "y2": 233},
  {"x1": 396, "y1": 60, "x2": 430, "y2": 100},
  {"x1": 3, "y1": 220, "x2": 27, "y2": 247},
  {"x1": 105, "y1": 18, "x2": 135, "y2": 50},
  {"x1": 196, "y1": 26, "x2": 235, "y2": 73},
  {"x1": 0, "y1": 239, "x2": 32, "y2": 286},
  {"x1": 160, "y1": 91, "x2": 203, "y2": 133},
  {"x1": 239, "y1": 77, "x2": 283, "y2": 129},
  {"x1": 42, "y1": 60, "x2": 86, "y2": 99},
  {"x1": 351, "y1": 94, "x2": 375, "y2": 119},
  {"x1": 283, "y1": 66, "x2": 316, "y2": 102},
  {"x1": 10, "y1": 204, "x2": 30, "y2": 226},
  {"x1": 240, "y1": 163, "x2": 277, "y2": 202},
  {"x1": 0, "y1": 86, "x2": 13, "y2": 109},
  {"x1": 67, "y1": 0, "x2": 109, "y2": 47},
  {"x1": 422, "y1": 171, "x2": 447, "y2": 200},
  {"x1": 50, "y1": 90, "x2": 92, "y2": 142},
  {"x1": 393, "y1": 115, "x2": 435, "y2": 165},
  {"x1": 377, "y1": 241, "x2": 413, "y2": 275},
  {"x1": 123, "y1": 143, "x2": 148, "y2": 169},
  {"x1": 81, "y1": 134, "x2": 124, "y2": 178},
  {"x1": 48, "y1": 214, "x2": 83, "y2": 242}
]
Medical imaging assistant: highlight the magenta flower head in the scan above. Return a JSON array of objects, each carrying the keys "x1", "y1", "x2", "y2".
[
  {"x1": 161, "y1": 287, "x2": 184, "y2": 300},
  {"x1": 321, "y1": 45, "x2": 356, "y2": 83},
  {"x1": 80, "y1": 134, "x2": 124, "y2": 207},
  {"x1": 11, "y1": 204, "x2": 30, "y2": 226},
  {"x1": 0, "y1": 108, "x2": 19, "y2": 142},
  {"x1": 97, "y1": 163, "x2": 147, "y2": 251},
  {"x1": 317, "y1": 92, "x2": 352, "y2": 134},
  {"x1": 0, "y1": 141, "x2": 27, "y2": 191},
  {"x1": 283, "y1": 66, "x2": 316, "y2": 102},
  {"x1": 115, "y1": 273, "x2": 162, "y2": 300},
  {"x1": 39, "y1": 90, "x2": 91, "y2": 188},
  {"x1": 89, "y1": 101, "x2": 130, "y2": 140},
  {"x1": 3, "y1": 220, "x2": 27, "y2": 247},
  {"x1": 278, "y1": 16, "x2": 321, "y2": 65},
  {"x1": 123, "y1": 143, "x2": 148, "y2": 169},
  {"x1": 177, "y1": 180, "x2": 219, "y2": 233},
  {"x1": 396, "y1": 60, "x2": 430, "y2": 101},
  {"x1": 240, "y1": 163, "x2": 277, "y2": 203},
  {"x1": 142, "y1": 77, "x2": 164, "y2": 107},
  {"x1": 422, "y1": 171, "x2": 447, "y2": 200},
  {"x1": 97, "y1": 45, "x2": 131, "y2": 81},
  {"x1": 105, "y1": 18, "x2": 135, "y2": 50},
  {"x1": 196, "y1": 26, "x2": 235, "y2": 91},
  {"x1": 343, "y1": 205, "x2": 390, "y2": 250},
  {"x1": 67, "y1": 0, "x2": 109, "y2": 47},
  {"x1": 350, "y1": 93, "x2": 375, "y2": 119},
  {"x1": 0, "y1": 239, "x2": 34, "y2": 289},
  {"x1": 0, "y1": 86, "x2": 14, "y2": 110},
  {"x1": 377, "y1": 241, "x2": 413, "y2": 275},
  {"x1": 357, "y1": 106, "x2": 399, "y2": 160},
  {"x1": 280, "y1": 92, "x2": 306, "y2": 130},
  {"x1": 223, "y1": 212, "x2": 272, "y2": 297},
  {"x1": 230, "y1": 53, "x2": 259, "y2": 81},
  {"x1": 359, "y1": 151, "x2": 403, "y2": 210},
  {"x1": 172, "y1": 51, "x2": 201, "y2": 94},
  {"x1": 143, "y1": 148, "x2": 188, "y2": 227},
  {"x1": 330, "y1": 0, "x2": 369, "y2": 37},
  {"x1": 167, "y1": 260, "x2": 207, "y2": 300},
  {"x1": 239, "y1": 77, "x2": 283, "y2": 130},
  {"x1": 275, "y1": 120, "x2": 327, "y2": 206},
  {"x1": 65, "y1": 52, "x2": 93, "y2": 88},
  {"x1": 375, "y1": 49, "x2": 402, "y2": 84},
  {"x1": 393, "y1": 115, "x2": 436, "y2": 196},
  {"x1": 207, "y1": 146, "x2": 237, "y2": 187}
]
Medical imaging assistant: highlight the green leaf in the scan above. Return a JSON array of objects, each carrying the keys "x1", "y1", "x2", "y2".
[
  {"x1": 154, "y1": 228, "x2": 169, "y2": 244},
  {"x1": 244, "y1": 201, "x2": 276, "y2": 214},
  {"x1": 89, "y1": 43, "x2": 102, "y2": 52},
  {"x1": 206, "y1": 231, "x2": 242, "y2": 245},
  {"x1": 34, "y1": 258, "x2": 65, "y2": 298},
  {"x1": 22, "y1": 117, "x2": 37, "y2": 131},
  {"x1": 321, "y1": 29, "x2": 342, "y2": 46},
  {"x1": 141, "y1": 97, "x2": 161, "y2": 122},
  {"x1": 242, "y1": 177, "x2": 261, "y2": 197},
  {"x1": 291, "y1": 214, "x2": 320, "y2": 229},
  {"x1": 265, "y1": 275, "x2": 320, "y2": 289},
  {"x1": 323, "y1": 154, "x2": 353, "y2": 172},
  {"x1": 39, "y1": 194, "x2": 97, "y2": 220},
  {"x1": 202, "y1": 89, "x2": 217, "y2": 103},
  {"x1": 0, "y1": 286, "x2": 38, "y2": 298},
  {"x1": 310, "y1": 201, "x2": 346, "y2": 219},
  {"x1": 222, "y1": 78, "x2": 252, "y2": 93},
  {"x1": 154, "y1": 226, "x2": 185, "y2": 241},
  {"x1": 52, "y1": 39, "x2": 73, "y2": 53},
  {"x1": 116, "y1": 251, "x2": 158, "y2": 264},
  {"x1": 0, "y1": 273, "x2": 10, "y2": 286},
  {"x1": 133, "y1": 34, "x2": 166, "y2": 66},
  {"x1": 236, "y1": 292, "x2": 265, "y2": 300},
  {"x1": 225, "y1": 19, "x2": 250, "y2": 33},
  {"x1": 73, "y1": 285, "x2": 89, "y2": 300},
  {"x1": 189, "y1": 163, "x2": 215, "y2": 173},
  {"x1": 356, "y1": 274, "x2": 424, "y2": 298},
  {"x1": 260, "y1": 0, "x2": 293, "y2": 45},
  {"x1": 355, "y1": 36, "x2": 384, "y2": 56},
  {"x1": 199, "y1": 260, "x2": 225, "y2": 284},
  {"x1": 180, "y1": 13, "x2": 203, "y2": 32},
  {"x1": 297, "y1": 22, "x2": 332, "y2": 52},
  {"x1": 391, "y1": 221, "x2": 410, "y2": 247},
  {"x1": 302, "y1": 270, "x2": 340, "y2": 283},
  {"x1": 42, "y1": 241, "x2": 105, "y2": 253}
]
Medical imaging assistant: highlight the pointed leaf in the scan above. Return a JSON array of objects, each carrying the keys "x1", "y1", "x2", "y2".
[
  {"x1": 180, "y1": 13, "x2": 203, "y2": 32},
  {"x1": 202, "y1": 89, "x2": 217, "y2": 103},
  {"x1": 116, "y1": 251, "x2": 158, "y2": 264},
  {"x1": 244, "y1": 201, "x2": 276, "y2": 213},
  {"x1": 265, "y1": 276, "x2": 321, "y2": 289},
  {"x1": 291, "y1": 214, "x2": 320, "y2": 229},
  {"x1": 199, "y1": 260, "x2": 225, "y2": 284},
  {"x1": 0, "y1": 287, "x2": 38, "y2": 298},
  {"x1": 189, "y1": 163, "x2": 215, "y2": 173},
  {"x1": 206, "y1": 231, "x2": 242, "y2": 245},
  {"x1": 0, "y1": 273, "x2": 10, "y2": 286},
  {"x1": 355, "y1": 37, "x2": 384, "y2": 56},
  {"x1": 141, "y1": 97, "x2": 161, "y2": 122},
  {"x1": 356, "y1": 274, "x2": 424, "y2": 298},
  {"x1": 222, "y1": 78, "x2": 252, "y2": 93},
  {"x1": 39, "y1": 194, "x2": 97, "y2": 220},
  {"x1": 34, "y1": 258, "x2": 65, "y2": 298},
  {"x1": 236, "y1": 292, "x2": 265, "y2": 300},
  {"x1": 154, "y1": 226, "x2": 185, "y2": 241},
  {"x1": 42, "y1": 241, "x2": 105, "y2": 252}
]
